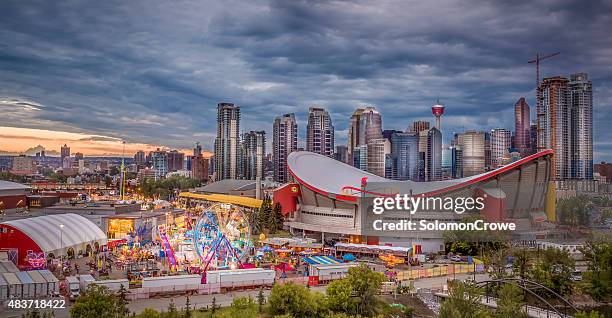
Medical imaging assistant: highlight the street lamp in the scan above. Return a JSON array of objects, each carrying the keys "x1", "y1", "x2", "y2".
[{"x1": 59, "y1": 224, "x2": 64, "y2": 261}]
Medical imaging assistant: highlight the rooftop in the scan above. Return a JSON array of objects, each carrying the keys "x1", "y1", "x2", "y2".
[{"x1": 0, "y1": 181, "x2": 30, "y2": 191}]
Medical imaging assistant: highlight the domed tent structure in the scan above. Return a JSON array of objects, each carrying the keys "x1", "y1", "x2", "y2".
[{"x1": 0, "y1": 213, "x2": 107, "y2": 269}]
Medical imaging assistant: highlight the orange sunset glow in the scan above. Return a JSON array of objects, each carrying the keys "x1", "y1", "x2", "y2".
[{"x1": 0, "y1": 126, "x2": 206, "y2": 157}]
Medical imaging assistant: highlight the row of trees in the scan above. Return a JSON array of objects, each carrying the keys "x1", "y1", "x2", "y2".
[
  {"x1": 557, "y1": 195, "x2": 595, "y2": 226},
  {"x1": 68, "y1": 284, "x2": 130, "y2": 318},
  {"x1": 61, "y1": 264, "x2": 405, "y2": 318},
  {"x1": 579, "y1": 240, "x2": 612, "y2": 301},
  {"x1": 236, "y1": 263, "x2": 406, "y2": 318},
  {"x1": 0, "y1": 171, "x2": 28, "y2": 183},
  {"x1": 482, "y1": 239, "x2": 612, "y2": 305},
  {"x1": 138, "y1": 176, "x2": 201, "y2": 200},
  {"x1": 255, "y1": 197, "x2": 283, "y2": 234},
  {"x1": 439, "y1": 280, "x2": 604, "y2": 318}
]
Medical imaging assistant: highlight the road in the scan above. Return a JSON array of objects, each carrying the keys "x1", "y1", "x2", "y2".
[{"x1": 0, "y1": 273, "x2": 489, "y2": 318}]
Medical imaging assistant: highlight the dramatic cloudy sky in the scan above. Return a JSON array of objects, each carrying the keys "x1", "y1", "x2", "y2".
[{"x1": 1, "y1": 0, "x2": 611, "y2": 159}]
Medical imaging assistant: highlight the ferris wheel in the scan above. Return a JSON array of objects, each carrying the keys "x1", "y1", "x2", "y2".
[{"x1": 194, "y1": 203, "x2": 252, "y2": 271}]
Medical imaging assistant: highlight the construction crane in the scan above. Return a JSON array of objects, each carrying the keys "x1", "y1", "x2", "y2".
[
  {"x1": 528, "y1": 52, "x2": 560, "y2": 89},
  {"x1": 528, "y1": 51, "x2": 560, "y2": 151}
]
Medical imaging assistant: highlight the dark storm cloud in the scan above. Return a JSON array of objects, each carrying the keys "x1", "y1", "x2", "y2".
[{"x1": 0, "y1": 0, "x2": 611, "y2": 159}]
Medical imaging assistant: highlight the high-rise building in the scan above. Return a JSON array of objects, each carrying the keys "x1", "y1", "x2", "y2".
[
  {"x1": 74, "y1": 152, "x2": 84, "y2": 161},
  {"x1": 167, "y1": 150, "x2": 185, "y2": 172},
  {"x1": 306, "y1": 107, "x2": 334, "y2": 157},
  {"x1": 359, "y1": 107, "x2": 383, "y2": 145},
  {"x1": 353, "y1": 144, "x2": 368, "y2": 171},
  {"x1": 426, "y1": 128, "x2": 442, "y2": 181},
  {"x1": 484, "y1": 132, "x2": 492, "y2": 171},
  {"x1": 382, "y1": 129, "x2": 401, "y2": 142},
  {"x1": 441, "y1": 145, "x2": 452, "y2": 179},
  {"x1": 273, "y1": 113, "x2": 298, "y2": 183},
  {"x1": 514, "y1": 97, "x2": 531, "y2": 154},
  {"x1": 366, "y1": 138, "x2": 389, "y2": 177},
  {"x1": 569, "y1": 73, "x2": 593, "y2": 179},
  {"x1": 416, "y1": 129, "x2": 429, "y2": 180},
  {"x1": 191, "y1": 156, "x2": 209, "y2": 182},
  {"x1": 334, "y1": 145, "x2": 349, "y2": 164},
  {"x1": 60, "y1": 144, "x2": 70, "y2": 162},
  {"x1": 450, "y1": 145, "x2": 463, "y2": 179},
  {"x1": 242, "y1": 131, "x2": 266, "y2": 180},
  {"x1": 457, "y1": 131, "x2": 486, "y2": 177},
  {"x1": 10, "y1": 155, "x2": 36, "y2": 175},
  {"x1": 134, "y1": 150, "x2": 146, "y2": 166},
  {"x1": 491, "y1": 128, "x2": 511, "y2": 168},
  {"x1": 408, "y1": 121, "x2": 430, "y2": 134},
  {"x1": 194, "y1": 142, "x2": 202, "y2": 157},
  {"x1": 390, "y1": 132, "x2": 419, "y2": 181},
  {"x1": 348, "y1": 108, "x2": 365, "y2": 160},
  {"x1": 539, "y1": 76, "x2": 571, "y2": 180},
  {"x1": 215, "y1": 102, "x2": 240, "y2": 180},
  {"x1": 529, "y1": 121, "x2": 538, "y2": 155},
  {"x1": 151, "y1": 149, "x2": 168, "y2": 180}
]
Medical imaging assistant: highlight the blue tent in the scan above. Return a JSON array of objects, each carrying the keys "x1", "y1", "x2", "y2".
[{"x1": 342, "y1": 253, "x2": 356, "y2": 261}]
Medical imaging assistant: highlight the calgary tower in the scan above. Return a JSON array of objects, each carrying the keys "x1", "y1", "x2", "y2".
[{"x1": 432, "y1": 100, "x2": 445, "y2": 130}]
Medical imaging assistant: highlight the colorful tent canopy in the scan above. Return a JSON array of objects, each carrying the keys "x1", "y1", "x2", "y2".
[
  {"x1": 302, "y1": 255, "x2": 342, "y2": 265},
  {"x1": 274, "y1": 262, "x2": 295, "y2": 271},
  {"x1": 342, "y1": 253, "x2": 356, "y2": 261}
]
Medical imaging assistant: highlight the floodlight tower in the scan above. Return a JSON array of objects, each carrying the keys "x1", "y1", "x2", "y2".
[{"x1": 432, "y1": 100, "x2": 445, "y2": 130}]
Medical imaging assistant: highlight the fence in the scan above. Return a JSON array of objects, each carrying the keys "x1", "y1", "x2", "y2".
[
  {"x1": 127, "y1": 279, "x2": 275, "y2": 300},
  {"x1": 396, "y1": 264, "x2": 484, "y2": 281}
]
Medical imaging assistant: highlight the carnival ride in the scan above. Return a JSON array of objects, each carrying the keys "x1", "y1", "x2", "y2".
[
  {"x1": 194, "y1": 203, "x2": 252, "y2": 272},
  {"x1": 379, "y1": 253, "x2": 405, "y2": 267},
  {"x1": 158, "y1": 226, "x2": 177, "y2": 271}
]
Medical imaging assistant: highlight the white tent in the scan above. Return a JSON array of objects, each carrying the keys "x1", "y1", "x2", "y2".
[{"x1": 2, "y1": 213, "x2": 107, "y2": 256}]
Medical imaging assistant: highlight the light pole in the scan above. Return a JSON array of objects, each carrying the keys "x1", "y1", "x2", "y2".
[{"x1": 59, "y1": 224, "x2": 64, "y2": 261}]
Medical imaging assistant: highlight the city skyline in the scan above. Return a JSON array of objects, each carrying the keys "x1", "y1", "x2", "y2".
[{"x1": 1, "y1": 1, "x2": 611, "y2": 161}]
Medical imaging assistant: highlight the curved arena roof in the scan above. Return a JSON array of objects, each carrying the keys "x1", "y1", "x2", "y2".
[
  {"x1": 1, "y1": 213, "x2": 107, "y2": 254},
  {"x1": 287, "y1": 150, "x2": 554, "y2": 202}
]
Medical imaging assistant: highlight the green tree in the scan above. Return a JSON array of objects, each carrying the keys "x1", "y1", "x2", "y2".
[
  {"x1": 512, "y1": 250, "x2": 530, "y2": 280},
  {"x1": 138, "y1": 176, "x2": 201, "y2": 200},
  {"x1": 138, "y1": 308, "x2": 161, "y2": 318},
  {"x1": 21, "y1": 309, "x2": 51, "y2": 318},
  {"x1": 326, "y1": 279, "x2": 353, "y2": 313},
  {"x1": 117, "y1": 284, "x2": 130, "y2": 317},
  {"x1": 257, "y1": 288, "x2": 265, "y2": 313},
  {"x1": 439, "y1": 280, "x2": 491, "y2": 318},
  {"x1": 70, "y1": 284, "x2": 121, "y2": 318},
  {"x1": 484, "y1": 248, "x2": 509, "y2": 280},
  {"x1": 258, "y1": 198, "x2": 270, "y2": 233},
  {"x1": 211, "y1": 297, "x2": 217, "y2": 316},
  {"x1": 228, "y1": 296, "x2": 258, "y2": 318},
  {"x1": 346, "y1": 264, "x2": 385, "y2": 317},
  {"x1": 0, "y1": 172, "x2": 27, "y2": 183},
  {"x1": 266, "y1": 199, "x2": 278, "y2": 233},
  {"x1": 574, "y1": 311, "x2": 604, "y2": 318},
  {"x1": 271, "y1": 202, "x2": 284, "y2": 233},
  {"x1": 529, "y1": 248, "x2": 575, "y2": 296},
  {"x1": 579, "y1": 240, "x2": 612, "y2": 300},
  {"x1": 267, "y1": 282, "x2": 322, "y2": 318},
  {"x1": 166, "y1": 299, "x2": 178, "y2": 318},
  {"x1": 444, "y1": 216, "x2": 509, "y2": 255},
  {"x1": 183, "y1": 296, "x2": 191, "y2": 318},
  {"x1": 557, "y1": 195, "x2": 594, "y2": 226},
  {"x1": 495, "y1": 283, "x2": 526, "y2": 318}
]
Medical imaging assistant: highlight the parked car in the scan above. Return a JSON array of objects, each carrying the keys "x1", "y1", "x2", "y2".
[
  {"x1": 450, "y1": 256, "x2": 462, "y2": 262},
  {"x1": 570, "y1": 272, "x2": 583, "y2": 281}
]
